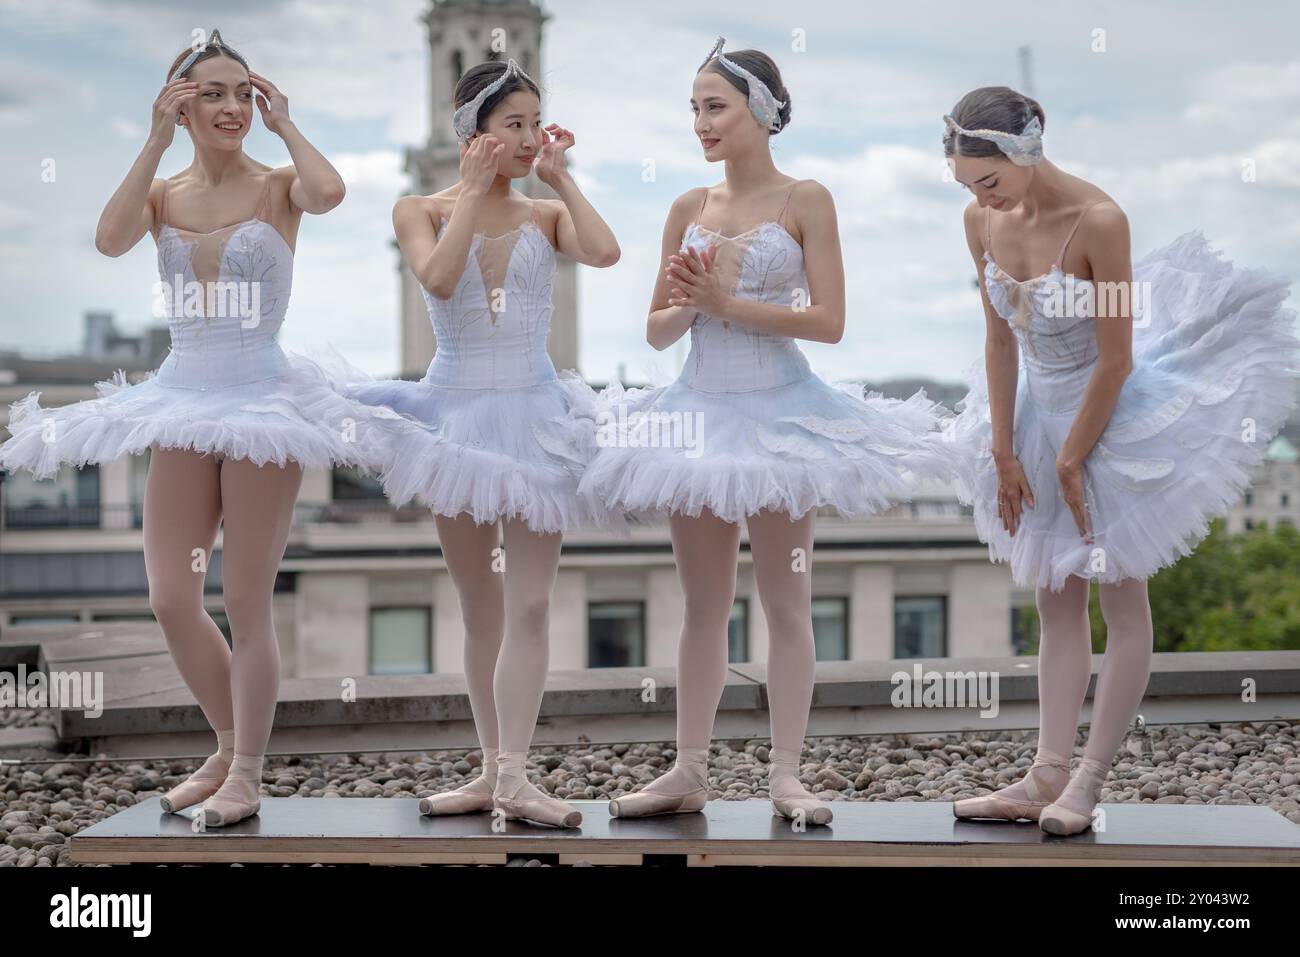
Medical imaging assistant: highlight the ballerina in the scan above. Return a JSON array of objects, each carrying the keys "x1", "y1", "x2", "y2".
[
  {"x1": 942, "y1": 86, "x2": 1297, "y2": 835},
  {"x1": 0, "y1": 30, "x2": 426, "y2": 827},
  {"x1": 326, "y1": 58, "x2": 621, "y2": 828},
  {"x1": 578, "y1": 39, "x2": 955, "y2": 827}
]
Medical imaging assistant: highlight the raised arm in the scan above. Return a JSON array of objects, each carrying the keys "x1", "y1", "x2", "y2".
[
  {"x1": 394, "y1": 135, "x2": 504, "y2": 300},
  {"x1": 536, "y1": 124, "x2": 619, "y2": 267},
  {"x1": 248, "y1": 71, "x2": 344, "y2": 215},
  {"x1": 646, "y1": 189, "x2": 708, "y2": 351},
  {"x1": 665, "y1": 180, "x2": 846, "y2": 343},
  {"x1": 95, "y1": 78, "x2": 198, "y2": 257}
]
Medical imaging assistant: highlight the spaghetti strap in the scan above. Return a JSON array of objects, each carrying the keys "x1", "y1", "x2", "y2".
[
  {"x1": 158, "y1": 177, "x2": 171, "y2": 228},
  {"x1": 985, "y1": 206, "x2": 993, "y2": 259},
  {"x1": 1056, "y1": 200, "x2": 1105, "y2": 266},
  {"x1": 697, "y1": 186, "x2": 711, "y2": 221},
  {"x1": 775, "y1": 181, "x2": 798, "y2": 227},
  {"x1": 254, "y1": 172, "x2": 274, "y2": 222}
]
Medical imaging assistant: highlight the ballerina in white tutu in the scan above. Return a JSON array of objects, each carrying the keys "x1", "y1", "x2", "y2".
[
  {"x1": 579, "y1": 39, "x2": 955, "y2": 826},
  {"x1": 331, "y1": 58, "x2": 620, "y2": 828},
  {"x1": 942, "y1": 86, "x2": 1297, "y2": 835},
  {"x1": 0, "y1": 30, "x2": 426, "y2": 827}
]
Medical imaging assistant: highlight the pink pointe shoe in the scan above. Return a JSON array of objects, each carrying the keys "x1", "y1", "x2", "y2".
[
  {"x1": 608, "y1": 747, "x2": 709, "y2": 819},
  {"x1": 200, "y1": 754, "x2": 263, "y2": 828},
  {"x1": 159, "y1": 752, "x2": 232, "y2": 814},
  {"x1": 768, "y1": 747, "x2": 833, "y2": 826},
  {"x1": 493, "y1": 751, "x2": 582, "y2": 828},
  {"x1": 953, "y1": 749, "x2": 1072, "y2": 822},
  {"x1": 1039, "y1": 757, "x2": 1110, "y2": 836},
  {"x1": 419, "y1": 748, "x2": 497, "y2": 816}
]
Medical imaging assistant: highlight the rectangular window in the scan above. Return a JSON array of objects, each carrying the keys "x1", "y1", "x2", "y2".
[
  {"x1": 2, "y1": 467, "x2": 100, "y2": 528},
  {"x1": 369, "y1": 606, "x2": 432, "y2": 675},
  {"x1": 812, "y1": 597, "x2": 848, "y2": 661},
  {"x1": 588, "y1": 601, "x2": 645, "y2": 668},
  {"x1": 894, "y1": 596, "x2": 947, "y2": 658}
]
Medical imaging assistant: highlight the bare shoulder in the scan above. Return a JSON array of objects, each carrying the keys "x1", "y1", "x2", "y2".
[
  {"x1": 671, "y1": 186, "x2": 710, "y2": 216},
  {"x1": 1077, "y1": 197, "x2": 1129, "y2": 245},
  {"x1": 393, "y1": 193, "x2": 442, "y2": 231},
  {"x1": 785, "y1": 178, "x2": 834, "y2": 215},
  {"x1": 961, "y1": 199, "x2": 987, "y2": 255}
]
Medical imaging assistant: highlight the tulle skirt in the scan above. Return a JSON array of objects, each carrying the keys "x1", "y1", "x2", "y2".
[
  {"x1": 578, "y1": 371, "x2": 956, "y2": 524},
  {"x1": 0, "y1": 351, "x2": 424, "y2": 479},
  {"x1": 949, "y1": 231, "x2": 1298, "y2": 591},
  {"x1": 312, "y1": 348, "x2": 622, "y2": 536}
]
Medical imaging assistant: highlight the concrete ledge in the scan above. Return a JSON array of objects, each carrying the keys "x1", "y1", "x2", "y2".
[{"x1": 5, "y1": 624, "x2": 1299, "y2": 755}]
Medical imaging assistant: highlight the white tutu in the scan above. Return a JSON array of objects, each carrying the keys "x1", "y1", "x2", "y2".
[
  {"x1": 312, "y1": 345, "x2": 619, "y2": 535},
  {"x1": 578, "y1": 213, "x2": 955, "y2": 525},
  {"x1": 1, "y1": 211, "x2": 422, "y2": 480},
  {"x1": 950, "y1": 230, "x2": 1298, "y2": 591},
  {"x1": 0, "y1": 351, "x2": 424, "y2": 480},
  {"x1": 582, "y1": 373, "x2": 955, "y2": 524}
]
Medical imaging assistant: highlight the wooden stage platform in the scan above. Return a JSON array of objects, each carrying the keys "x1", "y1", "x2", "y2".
[{"x1": 70, "y1": 798, "x2": 1300, "y2": 867}]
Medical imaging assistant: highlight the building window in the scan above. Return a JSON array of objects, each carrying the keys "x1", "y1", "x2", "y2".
[
  {"x1": 1282, "y1": 493, "x2": 1290, "y2": 507},
  {"x1": 727, "y1": 598, "x2": 748, "y2": 662},
  {"x1": 369, "y1": 606, "x2": 432, "y2": 675},
  {"x1": 894, "y1": 596, "x2": 947, "y2": 658},
  {"x1": 1244, "y1": 491, "x2": 1253, "y2": 506},
  {"x1": 588, "y1": 602, "x2": 644, "y2": 667},
  {"x1": 1244, "y1": 518, "x2": 1254, "y2": 530},
  {"x1": 2, "y1": 466, "x2": 100, "y2": 528},
  {"x1": 812, "y1": 597, "x2": 848, "y2": 661}
]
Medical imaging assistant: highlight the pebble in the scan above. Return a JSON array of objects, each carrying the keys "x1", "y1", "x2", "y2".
[{"x1": 3, "y1": 718, "x2": 1296, "y2": 866}]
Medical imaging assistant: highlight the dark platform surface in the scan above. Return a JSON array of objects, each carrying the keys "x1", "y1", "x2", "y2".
[{"x1": 69, "y1": 797, "x2": 1300, "y2": 866}]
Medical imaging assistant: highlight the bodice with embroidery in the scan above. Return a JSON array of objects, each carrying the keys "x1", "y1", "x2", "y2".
[
  {"x1": 421, "y1": 207, "x2": 558, "y2": 390},
  {"x1": 153, "y1": 174, "x2": 293, "y2": 391}
]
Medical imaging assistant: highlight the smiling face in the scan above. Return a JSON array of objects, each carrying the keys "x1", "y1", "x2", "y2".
[
  {"x1": 691, "y1": 68, "x2": 766, "y2": 161},
  {"x1": 949, "y1": 153, "x2": 1035, "y2": 211},
  {"x1": 471, "y1": 88, "x2": 543, "y2": 179},
  {"x1": 178, "y1": 54, "x2": 253, "y2": 151}
]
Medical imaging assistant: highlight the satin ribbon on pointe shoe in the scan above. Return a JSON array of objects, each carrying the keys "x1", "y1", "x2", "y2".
[
  {"x1": 952, "y1": 748, "x2": 1072, "y2": 822},
  {"x1": 419, "y1": 747, "x2": 498, "y2": 815},
  {"x1": 159, "y1": 729, "x2": 234, "y2": 813},
  {"x1": 768, "y1": 747, "x2": 833, "y2": 826},
  {"x1": 1039, "y1": 756, "x2": 1110, "y2": 836},
  {"x1": 492, "y1": 751, "x2": 582, "y2": 828},
  {"x1": 608, "y1": 746, "x2": 710, "y2": 818},
  {"x1": 200, "y1": 753, "x2": 263, "y2": 828}
]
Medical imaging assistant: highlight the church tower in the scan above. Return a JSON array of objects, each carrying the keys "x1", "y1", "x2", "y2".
[{"x1": 399, "y1": 0, "x2": 579, "y2": 379}]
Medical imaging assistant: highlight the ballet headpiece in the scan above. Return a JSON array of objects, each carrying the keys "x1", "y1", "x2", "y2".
[
  {"x1": 169, "y1": 29, "x2": 247, "y2": 83},
  {"x1": 943, "y1": 113, "x2": 1043, "y2": 165},
  {"x1": 700, "y1": 37, "x2": 785, "y2": 133},
  {"x1": 453, "y1": 58, "x2": 536, "y2": 143}
]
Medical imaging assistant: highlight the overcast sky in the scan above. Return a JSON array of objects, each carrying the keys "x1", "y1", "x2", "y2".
[{"x1": 1, "y1": 0, "x2": 1296, "y2": 388}]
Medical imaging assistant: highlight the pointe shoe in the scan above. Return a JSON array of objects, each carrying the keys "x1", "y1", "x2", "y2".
[
  {"x1": 1039, "y1": 757, "x2": 1109, "y2": 836},
  {"x1": 159, "y1": 753, "x2": 231, "y2": 814},
  {"x1": 493, "y1": 750, "x2": 582, "y2": 828},
  {"x1": 953, "y1": 750, "x2": 1072, "y2": 822},
  {"x1": 771, "y1": 789, "x2": 833, "y2": 826},
  {"x1": 610, "y1": 746, "x2": 709, "y2": 819},
  {"x1": 609, "y1": 785, "x2": 708, "y2": 818},
  {"x1": 200, "y1": 753, "x2": 263, "y2": 828},
  {"x1": 493, "y1": 790, "x2": 583, "y2": 828},
  {"x1": 419, "y1": 747, "x2": 497, "y2": 815},
  {"x1": 419, "y1": 780, "x2": 495, "y2": 816},
  {"x1": 768, "y1": 746, "x2": 832, "y2": 826}
]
